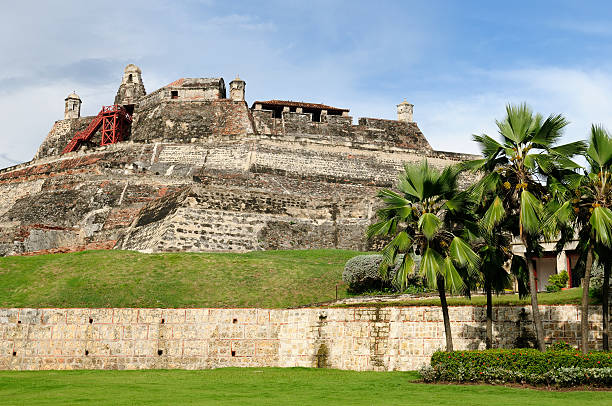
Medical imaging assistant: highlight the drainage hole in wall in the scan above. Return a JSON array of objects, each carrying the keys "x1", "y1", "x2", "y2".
[
  {"x1": 89, "y1": 318, "x2": 93, "y2": 324},
  {"x1": 232, "y1": 318, "x2": 238, "y2": 324},
  {"x1": 157, "y1": 349, "x2": 163, "y2": 356},
  {"x1": 231, "y1": 350, "x2": 236, "y2": 357},
  {"x1": 161, "y1": 318, "x2": 165, "y2": 324},
  {"x1": 85, "y1": 350, "x2": 89, "y2": 356},
  {"x1": 12, "y1": 351, "x2": 16, "y2": 357}
]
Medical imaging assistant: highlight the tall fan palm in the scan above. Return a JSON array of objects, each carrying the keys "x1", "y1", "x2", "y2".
[
  {"x1": 465, "y1": 103, "x2": 585, "y2": 351},
  {"x1": 547, "y1": 125, "x2": 612, "y2": 352},
  {"x1": 367, "y1": 160, "x2": 480, "y2": 351},
  {"x1": 467, "y1": 223, "x2": 513, "y2": 349}
]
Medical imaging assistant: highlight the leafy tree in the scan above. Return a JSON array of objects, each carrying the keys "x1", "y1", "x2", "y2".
[
  {"x1": 465, "y1": 103, "x2": 585, "y2": 351},
  {"x1": 547, "y1": 125, "x2": 612, "y2": 352},
  {"x1": 367, "y1": 160, "x2": 479, "y2": 351}
]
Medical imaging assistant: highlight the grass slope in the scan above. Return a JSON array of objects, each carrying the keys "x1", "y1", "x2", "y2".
[
  {"x1": 0, "y1": 368, "x2": 608, "y2": 406},
  {"x1": 0, "y1": 249, "x2": 362, "y2": 308}
]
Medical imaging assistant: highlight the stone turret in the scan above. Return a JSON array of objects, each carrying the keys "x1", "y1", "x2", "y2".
[
  {"x1": 114, "y1": 64, "x2": 146, "y2": 106},
  {"x1": 64, "y1": 92, "x2": 81, "y2": 119},
  {"x1": 229, "y1": 76, "x2": 246, "y2": 102},
  {"x1": 397, "y1": 99, "x2": 414, "y2": 123}
]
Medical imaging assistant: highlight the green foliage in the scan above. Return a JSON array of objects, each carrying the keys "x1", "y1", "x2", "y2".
[
  {"x1": 548, "y1": 341, "x2": 575, "y2": 352},
  {"x1": 425, "y1": 349, "x2": 612, "y2": 387},
  {"x1": 342, "y1": 254, "x2": 424, "y2": 294},
  {"x1": 546, "y1": 270, "x2": 569, "y2": 293},
  {"x1": 589, "y1": 263, "x2": 611, "y2": 300},
  {"x1": 368, "y1": 160, "x2": 478, "y2": 294}
]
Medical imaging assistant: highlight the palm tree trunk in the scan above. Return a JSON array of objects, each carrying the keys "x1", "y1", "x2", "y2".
[
  {"x1": 602, "y1": 259, "x2": 610, "y2": 351},
  {"x1": 485, "y1": 277, "x2": 493, "y2": 349},
  {"x1": 581, "y1": 248, "x2": 593, "y2": 354},
  {"x1": 526, "y1": 254, "x2": 546, "y2": 351},
  {"x1": 437, "y1": 276, "x2": 453, "y2": 352}
]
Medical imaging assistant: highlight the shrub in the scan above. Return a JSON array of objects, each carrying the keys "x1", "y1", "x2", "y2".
[
  {"x1": 342, "y1": 255, "x2": 388, "y2": 293},
  {"x1": 342, "y1": 254, "x2": 423, "y2": 294},
  {"x1": 547, "y1": 341, "x2": 575, "y2": 352},
  {"x1": 546, "y1": 270, "x2": 569, "y2": 292},
  {"x1": 589, "y1": 262, "x2": 610, "y2": 300},
  {"x1": 423, "y1": 349, "x2": 612, "y2": 387}
]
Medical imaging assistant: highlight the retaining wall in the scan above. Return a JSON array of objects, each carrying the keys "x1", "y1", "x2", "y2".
[{"x1": 0, "y1": 305, "x2": 606, "y2": 371}]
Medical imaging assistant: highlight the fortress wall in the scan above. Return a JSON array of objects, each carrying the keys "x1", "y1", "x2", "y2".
[
  {"x1": 253, "y1": 111, "x2": 432, "y2": 152},
  {"x1": 120, "y1": 184, "x2": 374, "y2": 252},
  {"x1": 0, "y1": 137, "x2": 478, "y2": 255},
  {"x1": 34, "y1": 118, "x2": 87, "y2": 159},
  {"x1": 0, "y1": 305, "x2": 604, "y2": 371},
  {"x1": 131, "y1": 100, "x2": 254, "y2": 143}
]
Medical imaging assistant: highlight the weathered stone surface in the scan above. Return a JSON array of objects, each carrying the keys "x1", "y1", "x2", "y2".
[
  {"x1": 0, "y1": 68, "x2": 479, "y2": 256},
  {"x1": 0, "y1": 305, "x2": 605, "y2": 371}
]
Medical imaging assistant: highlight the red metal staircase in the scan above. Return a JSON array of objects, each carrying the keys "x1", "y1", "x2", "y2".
[{"x1": 62, "y1": 105, "x2": 132, "y2": 154}]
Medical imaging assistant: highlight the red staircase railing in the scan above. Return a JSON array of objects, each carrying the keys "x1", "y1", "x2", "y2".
[{"x1": 62, "y1": 105, "x2": 132, "y2": 154}]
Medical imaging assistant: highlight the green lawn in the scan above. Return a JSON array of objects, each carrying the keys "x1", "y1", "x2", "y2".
[
  {"x1": 339, "y1": 288, "x2": 585, "y2": 307},
  {"x1": 0, "y1": 368, "x2": 608, "y2": 406},
  {"x1": 0, "y1": 249, "x2": 363, "y2": 308},
  {"x1": 0, "y1": 249, "x2": 590, "y2": 309}
]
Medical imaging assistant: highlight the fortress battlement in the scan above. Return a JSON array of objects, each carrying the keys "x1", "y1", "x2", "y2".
[{"x1": 0, "y1": 64, "x2": 478, "y2": 256}]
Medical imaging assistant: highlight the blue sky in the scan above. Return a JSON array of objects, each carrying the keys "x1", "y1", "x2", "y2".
[{"x1": 2, "y1": 0, "x2": 612, "y2": 167}]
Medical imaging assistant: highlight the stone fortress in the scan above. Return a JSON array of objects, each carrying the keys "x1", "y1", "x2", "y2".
[{"x1": 0, "y1": 64, "x2": 476, "y2": 256}]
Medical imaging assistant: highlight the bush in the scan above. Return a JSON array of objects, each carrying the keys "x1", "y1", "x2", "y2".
[
  {"x1": 590, "y1": 263, "x2": 610, "y2": 300},
  {"x1": 423, "y1": 349, "x2": 612, "y2": 387},
  {"x1": 342, "y1": 254, "x2": 423, "y2": 294},
  {"x1": 546, "y1": 270, "x2": 569, "y2": 292},
  {"x1": 547, "y1": 341, "x2": 575, "y2": 352}
]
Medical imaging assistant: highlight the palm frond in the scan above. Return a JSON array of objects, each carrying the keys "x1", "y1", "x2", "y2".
[
  {"x1": 394, "y1": 254, "x2": 416, "y2": 291},
  {"x1": 461, "y1": 158, "x2": 488, "y2": 172},
  {"x1": 480, "y1": 195, "x2": 506, "y2": 231},
  {"x1": 499, "y1": 103, "x2": 534, "y2": 144},
  {"x1": 442, "y1": 256, "x2": 465, "y2": 294},
  {"x1": 549, "y1": 140, "x2": 588, "y2": 158},
  {"x1": 420, "y1": 247, "x2": 444, "y2": 288},
  {"x1": 418, "y1": 212, "x2": 442, "y2": 240},
  {"x1": 590, "y1": 207, "x2": 612, "y2": 248},
  {"x1": 587, "y1": 124, "x2": 612, "y2": 169},
  {"x1": 449, "y1": 236, "x2": 480, "y2": 272},
  {"x1": 520, "y1": 190, "x2": 543, "y2": 235},
  {"x1": 531, "y1": 113, "x2": 569, "y2": 147},
  {"x1": 366, "y1": 218, "x2": 395, "y2": 239},
  {"x1": 510, "y1": 255, "x2": 529, "y2": 298},
  {"x1": 473, "y1": 134, "x2": 504, "y2": 159}
]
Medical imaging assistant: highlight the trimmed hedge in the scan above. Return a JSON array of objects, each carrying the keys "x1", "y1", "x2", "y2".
[{"x1": 422, "y1": 348, "x2": 612, "y2": 387}]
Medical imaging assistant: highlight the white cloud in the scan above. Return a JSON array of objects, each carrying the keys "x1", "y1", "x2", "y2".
[
  {"x1": 413, "y1": 67, "x2": 612, "y2": 155},
  {"x1": 2, "y1": 3, "x2": 612, "y2": 168}
]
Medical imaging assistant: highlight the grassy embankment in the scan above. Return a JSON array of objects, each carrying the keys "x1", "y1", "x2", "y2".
[
  {"x1": 0, "y1": 249, "x2": 584, "y2": 308},
  {"x1": 0, "y1": 249, "x2": 360, "y2": 308},
  {"x1": 0, "y1": 368, "x2": 609, "y2": 405}
]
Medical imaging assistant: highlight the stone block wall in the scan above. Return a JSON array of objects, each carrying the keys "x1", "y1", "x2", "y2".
[{"x1": 0, "y1": 305, "x2": 605, "y2": 371}]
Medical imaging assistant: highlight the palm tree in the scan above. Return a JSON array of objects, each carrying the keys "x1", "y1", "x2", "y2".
[
  {"x1": 547, "y1": 125, "x2": 612, "y2": 352},
  {"x1": 466, "y1": 103, "x2": 585, "y2": 351},
  {"x1": 468, "y1": 224, "x2": 513, "y2": 348},
  {"x1": 367, "y1": 160, "x2": 480, "y2": 351}
]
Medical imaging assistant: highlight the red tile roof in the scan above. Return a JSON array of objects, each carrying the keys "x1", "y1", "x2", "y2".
[
  {"x1": 252, "y1": 100, "x2": 349, "y2": 112},
  {"x1": 165, "y1": 78, "x2": 185, "y2": 87}
]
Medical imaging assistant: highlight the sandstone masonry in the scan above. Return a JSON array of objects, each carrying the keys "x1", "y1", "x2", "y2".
[{"x1": 0, "y1": 305, "x2": 606, "y2": 371}]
